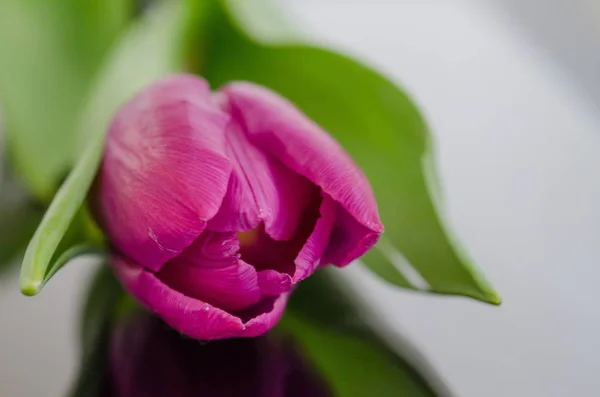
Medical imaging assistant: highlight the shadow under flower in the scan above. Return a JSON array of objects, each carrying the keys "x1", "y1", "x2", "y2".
[{"x1": 103, "y1": 311, "x2": 333, "y2": 397}]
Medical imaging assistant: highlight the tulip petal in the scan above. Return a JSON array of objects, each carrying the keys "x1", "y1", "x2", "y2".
[
  {"x1": 293, "y1": 194, "x2": 337, "y2": 281},
  {"x1": 238, "y1": 223, "x2": 302, "y2": 276},
  {"x1": 111, "y1": 252, "x2": 288, "y2": 340},
  {"x1": 208, "y1": 107, "x2": 314, "y2": 241},
  {"x1": 322, "y1": 203, "x2": 383, "y2": 267},
  {"x1": 237, "y1": 194, "x2": 336, "y2": 284},
  {"x1": 257, "y1": 270, "x2": 292, "y2": 296},
  {"x1": 111, "y1": 252, "x2": 242, "y2": 340},
  {"x1": 221, "y1": 83, "x2": 383, "y2": 266},
  {"x1": 95, "y1": 75, "x2": 232, "y2": 271},
  {"x1": 228, "y1": 192, "x2": 335, "y2": 287},
  {"x1": 157, "y1": 232, "x2": 261, "y2": 312},
  {"x1": 240, "y1": 294, "x2": 289, "y2": 338}
]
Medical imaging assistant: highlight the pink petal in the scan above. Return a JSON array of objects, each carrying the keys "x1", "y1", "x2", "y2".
[
  {"x1": 257, "y1": 270, "x2": 292, "y2": 296},
  {"x1": 322, "y1": 202, "x2": 382, "y2": 267},
  {"x1": 208, "y1": 101, "x2": 314, "y2": 241},
  {"x1": 111, "y1": 252, "x2": 242, "y2": 340},
  {"x1": 237, "y1": 223, "x2": 301, "y2": 276},
  {"x1": 220, "y1": 83, "x2": 383, "y2": 266},
  {"x1": 157, "y1": 232, "x2": 261, "y2": 312},
  {"x1": 237, "y1": 194, "x2": 336, "y2": 284},
  {"x1": 239, "y1": 295, "x2": 289, "y2": 338},
  {"x1": 293, "y1": 194, "x2": 337, "y2": 281},
  {"x1": 95, "y1": 74, "x2": 232, "y2": 271},
  {"x1": 111, "y1": 252, "x2": 288, "y2": 341}
]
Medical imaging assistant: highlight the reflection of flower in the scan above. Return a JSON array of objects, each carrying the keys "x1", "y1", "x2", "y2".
[
  {"x1": 104, "y1": 312, "x2": 333, "y2": 397},
  {"x1": 93, "y1": 74, "x2": 382, "y2": 340}
]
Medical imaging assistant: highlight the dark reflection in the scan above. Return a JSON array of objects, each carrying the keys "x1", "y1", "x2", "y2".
[{"x1": 103, "y1": 312, "x2": 333, "y2": 397}]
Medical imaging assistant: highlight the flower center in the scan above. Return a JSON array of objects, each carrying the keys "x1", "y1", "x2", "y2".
[{"x1": 237, "y1": 228, "x2": 260, "y2": 250}]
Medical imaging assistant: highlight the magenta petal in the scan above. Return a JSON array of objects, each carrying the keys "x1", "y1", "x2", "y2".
[
  {"x1": 157, "y1": 232, "x2": 261, "y2": 312},
  {"x1": 209, "y1": 115, "x2": 314, "y2": 240},
  {"x1": 293, "y1": 195, "x2": 337, "y2": 282},
  {"x1": 240, "y1": 294, "x2": 289, "y2": 338},
  {"x1": 322, "y1": 202, "x2": 382, "y2": 267},
  {"x1": 257, "y1": 270, "x2": 292, "y2": 296},
  {"x1": 95, "y1": 74, "x2": 232, "y2": 271},
  {"x1": 221, "y1": 83, "x2": 383, "y2": 265},
  {"x1": 111, "y1": 252, "x2": 244, "y2": 340},
  {"x1": 111, "y1": 252, "x2": 288, "y2": 340}
]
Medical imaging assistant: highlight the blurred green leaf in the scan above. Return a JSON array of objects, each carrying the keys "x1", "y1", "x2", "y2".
[
  {"x1": 281, "y1": 315, "x2": 439, "y2": 397},
  {"x1": 203, "y1": 0, "x2": 500, "y2": 304},
  {"x1": 0, "y1": 0, "x2": 132, "y2": 201},
  {"x1": 282, "y1": 268, "x2": 453, "y2": 397},
  {"x1": 69, "y1": 265, "x2": 124, "y2": 397},
  {"x1": 41, "y1": 243, "x2": 105, "y2": 291},
  {"x1": 0, "y1": 157, "x2": 43, "y2": 274},
  {"x1": 15, "y1": 203, "x2": 96, "y2": 289},
  {"x1": 0, "y1": 201, "x2": 43, "y2": 275},
  {"x1": 79, "y1": 265, "x2": 124, "y2": 362},
  {"x1": 19, "y1": 0, "x2": 189, "y2": 296}
]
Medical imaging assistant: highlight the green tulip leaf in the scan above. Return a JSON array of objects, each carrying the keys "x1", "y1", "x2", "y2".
[
  {"x1": 282, "y1": 268, "x2": 453, "y2": 397},
  {"x1": 0, "y1": 0, "x2": 131, "y2": 201},
  {"x1": 203, "y1": 0, "x2": 500, "y2": 304},
  {"x1": 69, "y1": 265, "x2": 124, "y2": 397},
  {"x1": 0, "y1": 197, "x2": 43, "y2": 275},
  {"x1": 0, "y1": 156, "x2": 42, "y2": 273},
  {"x1": 0, "y1": 205, "x2": 42, "y2": 274},
  {"x1": 19, "y1": 0, "x2": 189, "y2": 296},
  {"x1": 281, "y1": 316, "x2": 439, "y2": 397},
  {"x1": 40, "y1": 243, "x2": 105, "y2": 291},
  {"x1": 20, "y1": 207, "x2": 99, "y2": 294}
]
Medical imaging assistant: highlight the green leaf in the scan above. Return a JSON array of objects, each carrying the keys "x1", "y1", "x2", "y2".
[
  {"x1": 79, "y1": 265, "x2": 124, "y2": 359},
  {"x1": 19, "y1": 0, "x2": 189, "y2": 296},
  {"x1": 18, "y1": 206, "x2": 97, "y2": 292},
  {"x1": 69, "y1": 264, "x2": 124, "y2": 397},
  {"x1": 202, "y1": 0, "x2": 500, "y2": 304},
  {"x1": 40, "y1": 243, "x2": 105, "y2": 291},
  {"x1": 0, "y1": 159, "x2": 43, "y2": 274},
  {"x1": 0, "y1": 198, "x2": 43, "y2": 274},
  {"x1": 0, "y1": 204, "x2": 43, "y2": 274},
  {"x1": 281, "y1": 268, "x2": 453, "y2": 397},
  {"x1": 280, "y1": 316, "x2": 439, "y2": 397},
  {"x1": 0, "y1": 0, "x2": 132, "y2": 201}
]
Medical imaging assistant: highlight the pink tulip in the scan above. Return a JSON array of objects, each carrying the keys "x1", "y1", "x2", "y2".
[{"x1": 94, "y1": 74, "x2": 382, "y2": 340}]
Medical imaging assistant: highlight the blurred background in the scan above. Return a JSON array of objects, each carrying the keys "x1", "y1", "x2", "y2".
[{"x1": 1, "y1": 0, "x2": 599, "y2": 396}]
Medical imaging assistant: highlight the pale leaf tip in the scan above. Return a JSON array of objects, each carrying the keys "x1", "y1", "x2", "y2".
[
  {"x1": 476, "y1": 284, "x2": 502, "y2": 306},
  {"x1": 20, "y1": 279, "x2": 42, "y2": 296},
  {"x1": 487, "y1": 291, "x2": 503, "y2": 306}
]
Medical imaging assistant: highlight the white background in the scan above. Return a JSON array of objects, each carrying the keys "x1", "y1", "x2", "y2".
[{"x1": 1, "y1": 1, "x2": 599, "y2": 396}]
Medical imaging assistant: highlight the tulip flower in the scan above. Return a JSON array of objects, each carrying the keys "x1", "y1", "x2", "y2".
[
  {"x1": 104, "y1": 312, "x2": 333, "y2": 397},
  {"x1": 94, "y1": 74, "x2": 382, "y2": 340}
]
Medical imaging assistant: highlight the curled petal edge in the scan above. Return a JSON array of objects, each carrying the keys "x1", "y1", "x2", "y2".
[{"x1": 111, "y1": 252, "x2": 289, "y2": 341}]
